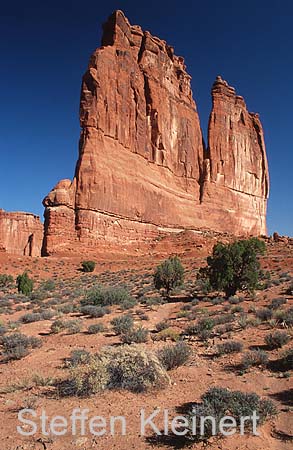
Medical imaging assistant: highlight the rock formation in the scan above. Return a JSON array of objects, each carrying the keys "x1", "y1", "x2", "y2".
[
  {"x1": 0, "y1": 210, "x2": 43, "y2": 256},
  {"x1": 42, "y1": 10, "x2": 269, "y2": 255},
  {"x1": 201, "y1": 76, "x2": 269, "y2": 234}
]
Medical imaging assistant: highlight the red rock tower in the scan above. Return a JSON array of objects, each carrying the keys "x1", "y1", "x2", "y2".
[{"x1": 42, "y1": 11, "x2": 269, "y2": 255}]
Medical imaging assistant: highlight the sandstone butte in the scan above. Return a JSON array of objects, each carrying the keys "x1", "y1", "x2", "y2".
[{"x1": 1, "y1": 10, "x2": 270, "y2": 256}]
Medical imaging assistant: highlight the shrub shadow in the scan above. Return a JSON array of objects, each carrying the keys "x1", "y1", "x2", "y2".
[{"x1": 269, "y1": 389, "x2": 293, "y2": 407}]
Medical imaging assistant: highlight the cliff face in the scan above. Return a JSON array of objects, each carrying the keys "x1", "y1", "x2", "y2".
[
  {"x1": 0, "y1": 210, "x2": 43, "y2": 256},
  {"x1": 42, "y1": 10, "x2": 269, "y2": 255},
  {"x1": 201, "y1": 76, "x2": 269, "y2": 235}
]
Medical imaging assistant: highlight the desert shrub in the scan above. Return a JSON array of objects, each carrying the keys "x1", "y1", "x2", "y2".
[
  {"x1": 217, "y1": 340, "x2": 243, "y2": 355},
  {"x1": 143, "y1": 296, "x2": 165, "y2": 306},
  {"x1": 111, "y1": 314, "x2": 134, "y2": 335},
  {"x1": 120, "y1": 326, "x2": 149, "y2": 344},
  {"x1": 39, "y1": 279, "x2": 56, "y2": 291},
  {"x1": 183, "y1": 387, "x2": 276, "y2": 442},
  {"x1": 197, "y1": 317, "x2": 215, "y2": 331},
  {"x1": 67, "y1": 354, "x2": 109, "y2": 396},
  {"x1": 87, "y1": 323, "x2": 105, "y2": 334},
  {"x1": 80, "y1": 305, "x2": 109, "y2": 318},
  {"x1": 30, "y1": 290, "x2": 48, "y2": 302},
  {"x1": 119, "y1": 296, "x2": 137, "y2": 310},
  {"x1": 198, "y1": 329, "x2": 212, "y2": 341},
  {"x1": 155, "y1": 320, "x2": 170, "y2": 332},
  {"x1": 0, "y1": 324, "x2": 7, "y2": 336},
  {"x1": 107, "y1": 346, "x2": 169, "y2": 392},
  {"x1": 184, "y1": 323, "x2": 198, "y2": 336},
  {"x1": 65, "y1": 349, "x2": 91, "y2": 368},
  {"x1": 285, "y1": 283, "x2": 293, "y2": 295},
  {"x1": 238, "y1": 314, "x2": 249, "y2": 329},
  {"x1": 50, "y1": 319, "x2": 66, "y2": 334},
  {"x1": 157, "y1": 341, "x2": 191, "y2": 370},
  {"x1": 57, "y1": 303, "x2": 75, "y2": 314},
  {"x1": 20, "y1": 312, "x2": 42, "y2": 324},
  {"x1": 0, "y1": 274, "x2": 14, "y2": 288},
  {"x1": 16, "y1": 272, "x2": 34, "y2": 296},
  {"x1": 256, "y1": 308, "x2": 273, "y2": 321},
  {"x1": 153, "y1": 327, "x2": 180, "y2": 342},
  {"x1": 211, "y1": 296, "x2": 224, "y2": 305},
  {"x1": 67, "y1": 345, "x2": 170, "y2": 396},
  {"x1": 231, "y1": 305, "x2": 244, "y2": 313},
  {"x1": 191, "y1": 298, "x2": 199, "y2": 306},
  {"x1": 40, "y1": 309, "x2": 55, "y2": 320},
  {"x1": 269, "y1": 298, "x2": 287, "y2": 310},
  {"x1": 1, "y1": 333, "x2": 42, "y2": 361},
  {"x1": 177, "y1": 310, "x2": 190, "y2": 319},
  {"x1": 81, "y1": 261, "x2": 96, "y2": 273},
  {"x1": 66, "y1": 320, "x2": 82, "y2": 334},
  {"x1": 242, "y1": 350, "x2": 268, "y2": 369},
  {"x1": 213, "y1": 314, "x2": 235, "y2": 326},
  {"x1": 215, "y1": 323, "x2": 234, "y2": 335},
  {"x1": 228, "y1": 295, "x2": 241, "y2": 304},
  {"x1": 83, "y1": 286, "x2": 132, "y2": 307},
  {"x1": 198, "y1": 238, "x2": 265, "y2": 297},
  {"x1": 265, "y1": 331, "x2": 290, "y2": 349},
  {"x1": 154, "y1": 256, "x2": 184, "y2": 297}
]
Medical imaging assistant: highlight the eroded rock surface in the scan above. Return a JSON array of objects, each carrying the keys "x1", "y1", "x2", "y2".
[
  {"x1": 42, "y1": 10, "x2": 269, "y2": 255},
  {"x1": 0, "y1": 209, "x2": 43, "y2": 256}
]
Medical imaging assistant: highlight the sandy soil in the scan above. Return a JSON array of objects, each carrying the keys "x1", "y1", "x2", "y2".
[{"x1": 0, "y1": 233, "x2": 292, "y2": 449}]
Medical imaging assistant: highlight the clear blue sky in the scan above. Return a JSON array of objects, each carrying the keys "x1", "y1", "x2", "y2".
[{"x1": 0, "y1": 0, "x2": 292, "y2": 235}]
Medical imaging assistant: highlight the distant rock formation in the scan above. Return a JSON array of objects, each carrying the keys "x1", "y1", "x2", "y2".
[
  {"x1": 0, "y1": 210, "x2": 43, "y2": 256},
  {"x1": 39, "y1": 10, "x2": 269, "y2": 255}
]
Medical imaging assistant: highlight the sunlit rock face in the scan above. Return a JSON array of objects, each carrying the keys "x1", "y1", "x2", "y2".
[
  {"x1": 42, "y1": 11, "x2": 269, "y2": 255},
  {"x1": 0, "y1": 209, "x2": 43, "y2": 256}
]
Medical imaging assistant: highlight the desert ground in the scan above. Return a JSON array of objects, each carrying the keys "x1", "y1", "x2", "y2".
[{"x1": 0, "y1": 231, "x2": 292, "y2": 450}]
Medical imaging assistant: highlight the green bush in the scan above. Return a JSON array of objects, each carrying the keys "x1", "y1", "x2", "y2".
[
  {"x1": 111, "y1": 314, "x2": 134, "y2": 335},
  {"x1": 198, "y1": 238, "x2": 265, "y2": 297},
  {"x1": 265, "y1": 331, "x2": 290, "y2": 349},
  {"x1": 217, "y1": 340, "x2": 243, "y2": 355},
  {"x1": 16, "y1": 272, "x2": 34, "y2": 296},
  {"x1": 0, "y1": 274, "x2": 14, "y2": 288},
  {"x1": 81, "y1": 261, "x2": 96, "y2": 273},
  {"x1": 157, "y1": 341, "x2": 191, "y2": 370},
  {"x1": 154, "y1": 256, "x2": 184, "y2": 297}
]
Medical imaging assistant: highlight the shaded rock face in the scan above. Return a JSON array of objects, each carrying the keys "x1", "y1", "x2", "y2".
[
  {"x1": 0, "y1": 210, "x2": 43, "y2": 256},
  {"x1": 42, "y1": 10, "x2": 269, "y2": 255}
]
